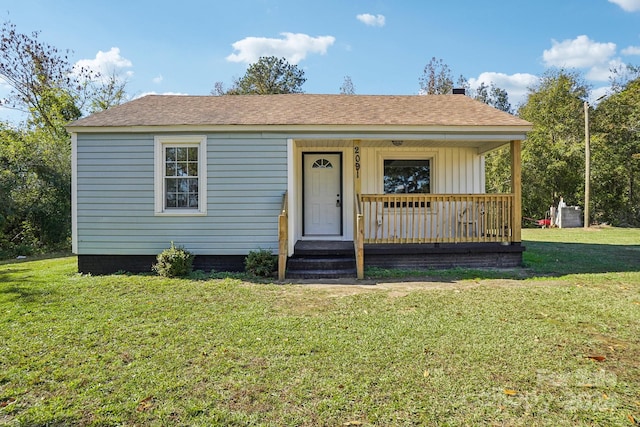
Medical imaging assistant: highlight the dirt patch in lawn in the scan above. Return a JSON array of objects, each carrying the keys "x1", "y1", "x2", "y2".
[{"x1": 279, "y1": 277, "x2": 567, "y2": 298}]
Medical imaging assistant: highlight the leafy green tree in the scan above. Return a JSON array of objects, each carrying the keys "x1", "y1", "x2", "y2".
[
  {"x1": 477, "y1": 82, "x2": 514, "y2": 194},
  {"x1": 0, "y1": 21, "x2": 77, "y2": 254},
  {"x1": 0, "y1": 124, "x2": 19, "y2": 248},
  {"x1": 0, "y1": 121, "x2": 71, "y2": 255},
  {"x1": 484, "y1": 144, "x2": 513, "y2": 195},
  {"x1": 609, "y1": 63, "x2": 640, "y2": 93},
  {"x1": 474, "y1": 82, "x2": 491, "y2": 104},
  {"x1": 592, "y1": 77, "x2": 640, "y2": 225},
  {"x1": 225, "y1": 56, "x2": 306, "y2": 95},
  {"x1": 517, "y1": 69, "x2": 589, "y2": 220},
  {"x1": 489, "y1": 85, "x2": 511, "y2": 114},
  {"x1": 470, "y1": 81, "x2": 513, "y2": 113},
  {"x1": 85, "y1": 72, "x2": 130, "y2": 114},
  {"x1": 0, "y1": 21, "x2": 127, "y2": 256}
]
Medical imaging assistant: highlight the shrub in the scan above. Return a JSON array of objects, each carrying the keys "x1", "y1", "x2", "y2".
[
  {"x1": 152, "y1": 242, "x2": 194, "y2": 278},
  {"x1": 245, "y1": 248, "x2": 277, "y2": 277}
]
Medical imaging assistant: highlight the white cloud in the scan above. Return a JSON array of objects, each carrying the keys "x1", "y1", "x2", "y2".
[
  {"x1": 152, "y1": 74, "x2": 164, "y2": 84},
  {"x1": 356, "y1": 13, "x2": 386, "y2": 27},
  {"x1": 543, "y1": 35, "x2": 616, "y2": 68},
  {"x1": 226, "y1": 32, "x2": 336, "y2": 64},
  {"x1": 586, "y1": 58, "x2": 625, "y2": 81},
  {"x1": 541, "y1": 35, "x2": 631, "y2": 83},
  {"x1": 467, "y1": 72, "x2": 540, "y2": 107},
  {"x1": 608, "y1": 0, "x2": 640, "y2": 11},
  {"x1": 134, "y1": 91, "x2": 189, "y2": 99},
  {"x1": 622, "y1": 45, "x2": 640, "y2": 55},
  {"x1": 73, "y1": 47, "x2": 133, "y2": 80}
]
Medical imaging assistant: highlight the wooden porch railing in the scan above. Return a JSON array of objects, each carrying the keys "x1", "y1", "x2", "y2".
[
  {"x1": 277, "y1": 191, "x2": 288, "y2": 281},
  {"x1": 354, "y1": 193, "x2": 364, "y2": 279},
  {"x1": 359, "y1": 194, "x2": 514, "y2": 244}
]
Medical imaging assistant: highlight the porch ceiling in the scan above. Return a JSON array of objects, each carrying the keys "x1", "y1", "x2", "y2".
[{"x1": 294, "y1": 139, "x2": 510, "y2": 153}]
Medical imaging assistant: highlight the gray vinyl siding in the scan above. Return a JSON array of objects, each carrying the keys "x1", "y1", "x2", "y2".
[{"x1": 75, "y1": 133, "x2": 287, "y2": 255}]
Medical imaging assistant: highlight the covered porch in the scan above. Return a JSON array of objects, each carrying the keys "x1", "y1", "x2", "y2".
[{"x1": 278, "y1": 138, "x2": 523, "y2": 280}]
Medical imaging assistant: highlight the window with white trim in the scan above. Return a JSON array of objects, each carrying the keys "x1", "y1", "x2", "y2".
[
  {"x1": 383, "y1": 158, "x2": 432, "y2": 208},
  {"x1": 384, "y1": 159, "x2": 431, "y2": 194},
  {"x1": 154, "y1": 136, "x2": 207, "y2": 215}
]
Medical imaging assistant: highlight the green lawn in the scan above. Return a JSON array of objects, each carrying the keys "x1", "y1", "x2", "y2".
[{"x1": 1, "y1": 227, "x2": 639, "y2": 426}]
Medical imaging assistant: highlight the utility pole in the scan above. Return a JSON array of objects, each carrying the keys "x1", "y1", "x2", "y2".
[{"x1": 584, "y1": 101, "x2": 590, "y2": 229}]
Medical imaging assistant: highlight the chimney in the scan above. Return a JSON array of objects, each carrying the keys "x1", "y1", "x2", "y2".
[{"x1": 452, "y1": 88, "x2": 465, "y2": 95}]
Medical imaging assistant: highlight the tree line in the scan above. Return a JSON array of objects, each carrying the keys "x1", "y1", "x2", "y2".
[
  {"x1": 1, "y1": 22, "x2": 639, "y2": 258},
  {"x1": 489, "y1": 68, "x2": 640, "y2": 227},
  {"x1": 0, "y1": 21, "x2": 127, "y2": 257}
]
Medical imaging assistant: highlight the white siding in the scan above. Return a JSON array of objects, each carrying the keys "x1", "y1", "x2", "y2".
[
  {"x1": 75, "y1": 133, "x2": 287, "y2": 255},
  {"x1": 356, "y1": 145, "x2": 485, "y2": 241},
  {"x1": 359, "y1": 145, "x2": 483, "y2": 194}
]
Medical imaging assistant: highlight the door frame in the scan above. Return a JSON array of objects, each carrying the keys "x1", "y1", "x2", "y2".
[{"x1": 301, "y1": 151, "x2": 343, "y2": 237}]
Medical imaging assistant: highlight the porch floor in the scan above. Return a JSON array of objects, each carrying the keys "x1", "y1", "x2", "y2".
[{"x1": 293, "y1": 240, "x2": 524, "y2": 255}]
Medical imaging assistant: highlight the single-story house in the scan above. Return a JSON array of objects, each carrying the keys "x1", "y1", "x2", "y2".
[{"x1": 67, "y1": 93, "x2": 531, "y2": 279}]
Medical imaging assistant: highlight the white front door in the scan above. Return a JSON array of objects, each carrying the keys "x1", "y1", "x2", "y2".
[{"x1": 303, "y1": 153, "x2": 342, "y2": 236}]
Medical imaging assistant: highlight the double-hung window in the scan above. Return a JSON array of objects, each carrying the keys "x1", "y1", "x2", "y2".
[{"x1": 154, "y1": 136, "x2": 207, "y2": 215}]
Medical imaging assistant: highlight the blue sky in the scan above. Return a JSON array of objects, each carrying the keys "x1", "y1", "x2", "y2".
[{"x1": 1, "y1": 0, "x2": 640, "y2": 120}]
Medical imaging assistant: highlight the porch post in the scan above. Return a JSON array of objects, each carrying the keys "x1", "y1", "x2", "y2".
[
  {"x1": 278, "y1": 209, "x2": 288, "y2": 281},
  {"x1": 353, "y1": 140, "x2": 362, "y2": 243},
  {"x1": 353, "y1": 140, "x2": 364, "y2": 279},
  {"x1": 353, "y1": 140, "x2": 361, "y2": 195},
  {"x1": 511, "y1": 140, "x2": 522, "y2": 243},
  {"x1": 356, "y1": 210, "x2": 364, "y2": 279}
]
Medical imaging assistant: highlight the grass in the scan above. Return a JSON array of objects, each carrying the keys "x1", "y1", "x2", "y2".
[
  {"x1": 1, "y1": 227, "x2": 639, "y2": 426},
  {"x1": 366, "y1": 226, "x2": 640, "y2": 281},
  {"x1": 522, "y1": 227, "x2": 640, "y2": 275}
]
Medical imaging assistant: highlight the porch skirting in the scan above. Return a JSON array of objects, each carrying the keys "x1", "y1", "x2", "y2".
[
  {"x1": 78, "y1": 243, "x2": 524, "y2": 276},
  {"x1": 364, "y1": 242, "x2": 524, "y2": 270},
  {"x1": 77, "y1": 255, "x2": 246, "y2": 275}
]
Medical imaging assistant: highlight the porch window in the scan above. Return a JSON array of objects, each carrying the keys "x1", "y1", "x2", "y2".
[
  {"x1": 383, "y1": 159, "x2": 431, "y2": 207},
  {"x1": 154, "y1": 136, "x2": 207, "y2": 215}
]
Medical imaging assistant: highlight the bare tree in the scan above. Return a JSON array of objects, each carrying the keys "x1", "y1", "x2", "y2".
[
  {"x1": 418, "y1": 57, "x2": 454, "y2": 94},
  {"x1": 339, "y1": 76, "x2": 356, "y2": 94},
  {"x1": 0, "y1": 20, "x2": 89, "y2": 134}
]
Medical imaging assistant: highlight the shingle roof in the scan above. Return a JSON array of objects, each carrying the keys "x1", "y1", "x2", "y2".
[{"x1": 68, "y1": 94, "x2": 531, "y2": 128}]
